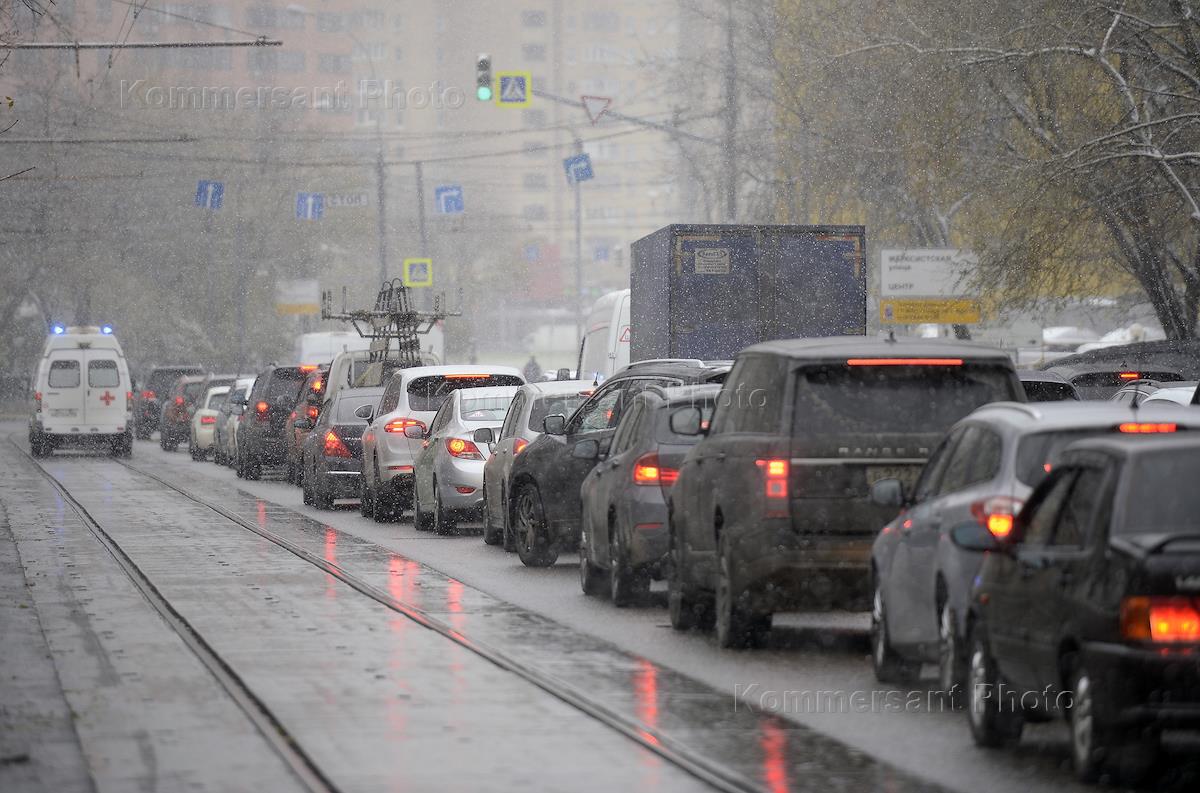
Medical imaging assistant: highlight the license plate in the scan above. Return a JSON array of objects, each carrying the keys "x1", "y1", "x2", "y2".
[
  {"x1": 866, "y1": 465, "x2": 920, "y2": 489},
  {"x1": 50, "y1": 408, "x2": 77, "y2": 417}
]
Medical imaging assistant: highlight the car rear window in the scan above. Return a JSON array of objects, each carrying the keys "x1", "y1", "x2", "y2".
[
  {"x1": 148, "y1": 368, "x2": 203, "y2": 394},
  {"x1": 1015, "y1": 429, "x2": 1110, "y2": 486},
  {"x1": 266, "y1": 369, "x2": 306, "y2": 401},
  {"x1": 206, "y1": 391, "x2": 228, "y2": 409},
  {"x1": 183, "y1": 381, "x2": 205, "y2": 402},
  {"x1": 48, "y1": 359, "x2": 80, "y2": 388},
  {"x1": 335, "y1": 394, "x2": 378, "y2": 423},
  {"x1": 528, "y1": 394, "x2": 588, "y2": 432},
  {"x1": 88, "y1": 359, "x2": 120, "y2": 387},
  {"x1": 1120, "y1": 451, "x2": 1200, "y2": 536},
  {"x1": 1022, "y1": 381, "x2": 1077, "y2": 402},
  {"x1": 406, "y1": 374, "x2": 524, "y2": 412},
  {"x1": 791, "y1": 363, "x2": 1018, "y2": 436},
  {"x1": 461, "y1": 395, "x2": 516, "y2": 422}
]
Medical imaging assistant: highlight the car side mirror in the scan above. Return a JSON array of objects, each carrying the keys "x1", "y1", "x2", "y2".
[
  {"x1": 949, "y1": 523, "x2": 1001, "y2": 553},
  {"x1": 403, "y1": 424, "x2": 425, "y2": 440},
  {"x1": 542, "y1": 414, "x2": 566, "y2": 436},
  {"x1": 473, "y1": 427, "x2": 495, "y2": 444},
  {"x1": 572, "y1": 439, "x2": 601, "y2": 460},
  {"x1": 869, "y1": 478, "x2": 906, "y2": 509},
  {"x1": 353, "y1": 404, "x2": 374, "y2": 421},
  {"x1": 669, "y1": 407, "x2": 704, "y2": 436}
]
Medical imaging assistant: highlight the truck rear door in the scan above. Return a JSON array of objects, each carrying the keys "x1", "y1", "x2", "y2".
[
  {"x1": 43, "y1": 354, "x2": 83, "y2": 427},
  {"x1": 84, "y1": 352, "x2": 125, "y2": 429}
]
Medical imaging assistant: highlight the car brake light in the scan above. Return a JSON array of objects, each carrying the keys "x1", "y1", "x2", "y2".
[
  {"x1": 633, "y1": 453, "x2": 662, "y2": 485},
  {"x1": 299, "y1": 364, "x2": 318, "y2": 373},
  {"x1": 306, "y1": 406, "x2": 319, "y2": 421},
  {"x1": 970, "y1": 496, "x2": 1023, "y2": 538},
  {"x1": 34, "y1": 391, "x2": 42, "y2": 410},
  {"x1": 846, "y1": 358, "x2": 963, "y2": 366},
  {"x1": 255, "y1": 400, "x2": 269, "y2": 421},
  {"x1": 323, "y1": 430, "x2": 352, "y2": 458},
  {"x1": 312, "y1": 379, "x2": 323, "y2": 392},
  {"x1": 141, "y1": 390, "x2": 156, "y2": 399},
  {"x1": 125, "y1": 391, "x2": 133, "y2": 411},
  {"x1": 444, "y1": 374, "x2": 490, "y2": 380},
  {"x1": 514, "y1": 438, "x2": 529, "y2": 455},
  {"x1": 1118, "y1": 372, "x2": 1140, "y2": 380},
  {"x1": 446, "y1": 437, "x2": 485, "y2": 460},
  {"x1": 200, "y1": 415, "x2": 216, "y2": 425},
  {"x1": 455, "y1": 486, "x2": 476, "y2": 494},
  {"x1": 1118, "y1": 422, "x2": 1177, "y2": 433},
  {"x1": 384, "y1": 417, "x2": 426, "y2": 433},
  {"x1": 1121, "y1": 597, "x2": 1200, "y2": 642},
  {"x1": 755, "y1": 458, "x2": 789, "y2": 498},
  {"x1": 175, "y1": 396, "x2": 185, "y2": 405}
]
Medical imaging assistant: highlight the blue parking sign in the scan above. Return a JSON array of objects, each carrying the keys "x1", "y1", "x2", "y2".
[
  {"x1": 195, "y1": 180, "x2": 223, "y2": 210},
  {"x1": 296, "y1": 192, "x2": 324, "y2": 221},
  {"x1": 563, "y1": 153, "x2": 594, "y2": 184}
]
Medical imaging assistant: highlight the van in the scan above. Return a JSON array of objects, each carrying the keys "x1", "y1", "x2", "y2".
[
  {"x1": 30, "y1": 326, "x2": 133, "y2": 457},
  {"x1": 577, "y1": 289, "x2": 630, "y2": 383}
]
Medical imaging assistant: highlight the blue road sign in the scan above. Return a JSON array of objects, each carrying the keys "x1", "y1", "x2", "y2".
[
  {"x1": 563, "y1": 153, "x2": 594, "y2": 184},
  {"x1": 496, "y1": 72, "x2": 531, "y2": 106},
  {"x1": 296, "y1": 192, "x2": 325, "y2": 221},
  {"x1": 435, "y1": 184, "x2": 464, "y2": 214},
  {"x1": 195, "y1": 180, "x2": 224, "y2": 210},
  {"x1": 523, "y1": 244, "x2": 540, "y2": 262}
]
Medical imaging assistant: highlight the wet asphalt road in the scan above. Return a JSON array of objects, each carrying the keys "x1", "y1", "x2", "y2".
[{"x1": 4, "y1": 425, "x2": 1198, "y2": 793}]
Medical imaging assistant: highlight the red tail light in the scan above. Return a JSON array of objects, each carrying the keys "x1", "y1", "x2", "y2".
[
  {"x1": 175, "y1": 396, "x2": 185, "y2": 405},
  {"x1": 299, "y1": 364, "x2": 318, "y2": 373},
  {"x1": 633, "y1": 453, "x2": 662, "y2": 485},
  {"x1": 125, "y1": 391, "x2": 133, "y2": 411},
  {"x1": 255, "y1": 400, "x2": 269, "y2": 421},
  {"x1": 446, "y1": 437, "x2": 484, "y2": 460},
  {"x1": 455, "y1": 486, "x2": 476, "y2": 494},
  {"x1": 323, "y1": 430, "x2": 352, "y2": 458},
  {"x1": 846, "y1": 358, "x2": 963, "y2": 366},
  {"x1": 970, "y1": 496, "x2": 1023, "y2": 538},
  {"x1": 1118, "y1": 422, "x2": 1177, "y2": 433},
  {"x1": 514, "y1": 438, "x2": 529, "y2": 455},
  {"x1": 312, "y1": 379, "x2": 323, "y2": 392},
  {"x1": 755, "y1": 458, "x2": 789, "y2": 498},
  {"x1": 200, "y1": 415, "x2": 216, "y2": 425},
  {"x1": 34, "y1": 391, "x2": 42, "y2": 410},
  {"x1": 1121, "y1": 597, "x2": 1200, "y2": 642},
  {"x1": 306, "y1": 406, "x2": 319, "y2": 421},
  {"x1": 1118, "y1": 371, "x2": 1140, "y2": 380},
  {"x1": 444, "y1": 374, "x2": 490, "y2": 380},
  {"x1": 384, "y1": 417, "x2": 426, "y2": 433},
  {"x1": 141, "y1": 390, "x2": 156, "y2": 399}
]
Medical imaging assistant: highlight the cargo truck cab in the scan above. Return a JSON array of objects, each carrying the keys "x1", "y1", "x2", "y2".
[{"x1": 29, "y1": 325, "x2": 133, "y2": 458}]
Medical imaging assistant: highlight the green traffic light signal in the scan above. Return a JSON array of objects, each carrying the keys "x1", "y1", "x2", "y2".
[
  {"x1": 477, "y1": 84, "x2": 493, "y2": 101},
  {"x1": 476, "y1": 53, "x2": 492, "y2": 102}
]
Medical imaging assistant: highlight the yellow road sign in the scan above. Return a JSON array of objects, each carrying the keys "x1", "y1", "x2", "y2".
[
  {"x1": 495, "y1": 71, "x2": 532, "y2": 106},
  {"x1": 880, "y1": 298, "x2": 982, "y2": 325},
  {"x1": 403, "y1": 258, "x2": 433, "y2": 288}
]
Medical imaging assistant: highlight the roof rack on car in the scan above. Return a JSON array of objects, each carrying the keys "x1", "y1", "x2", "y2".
[
  {"x1": 627, "y1": 358, "x2": 708, "y2": 368},
  {"x1": 975, "y1": 401, "x2": 1042, "y2": 419}
]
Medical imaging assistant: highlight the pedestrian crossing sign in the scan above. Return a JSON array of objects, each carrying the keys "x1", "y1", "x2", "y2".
[
  {"x1": 403, "y1": 258, "x2": 433, "y2": 288},
  {"x1": 496, "y1": 72, "x2": 532, "y2": 106}
]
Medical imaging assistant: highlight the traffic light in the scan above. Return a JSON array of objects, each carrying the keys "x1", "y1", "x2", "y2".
[{"x1": 475, "y1": 54, "x2": 492, "y2": 101}]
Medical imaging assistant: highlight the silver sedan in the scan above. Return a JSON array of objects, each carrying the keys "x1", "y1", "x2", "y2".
[{"x1": 412, "y1": 385, "x2": 521, "y2": 535}]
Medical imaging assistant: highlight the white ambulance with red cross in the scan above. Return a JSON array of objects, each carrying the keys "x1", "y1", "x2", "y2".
[{"x1": 29, "y1": 325, "x2": 134, "y2": 458}]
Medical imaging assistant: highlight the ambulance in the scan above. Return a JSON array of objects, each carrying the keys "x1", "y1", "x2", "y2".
[{"x1": 29, "y1": 325, "x2": 134, "y2": 457}]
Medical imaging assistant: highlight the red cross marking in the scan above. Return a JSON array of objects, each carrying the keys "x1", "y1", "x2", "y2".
[{"x1": 99, "y1": 391, "x2": 115, "y2": 406}]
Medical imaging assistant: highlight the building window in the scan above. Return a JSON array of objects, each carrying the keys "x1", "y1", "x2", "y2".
[
  {"x1": 522, "y1": 141, "x2": 545, "y2": 158},
  {"x1": 521, "y1": 10, "x2": 547, "y2": 28},
  {"x1": 523, "y1": 204, "x2": 548, "y2": 221},
  {"x1": 316, "y1": 12, "x2": 343, "y2": 32},
  {"x1": 394, "y1": 47, "x2": 404, "y2": 61},
  {"x1": 522, "y1": 43, "x2": 546, "y2": 62},
  {"x1": 523, "y1": 172, "x2": 548, "y2": 190},
  {"x1": 318, "y1": 54, "x2": 352, "y2": 74},
  {"x1": 522, "y1": 108, "x2": 547, "y2": 128}
]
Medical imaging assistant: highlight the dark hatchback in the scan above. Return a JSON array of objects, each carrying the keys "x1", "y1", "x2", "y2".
[
  {"x1": 135, "y1": 365, "x2": 204, "y2": 439},
  {"x1": 506, "y1": 359, "x2": 729, "y2": 567},
  {"x1": 300, "y1": 386, "x2": 382, "y2": 509},
  {"x1": 967, "y1": 435, "x2": 1200, "y2": 783},
  {"x1": 285, "y1": 365, "x2": 328, "y2": 484},
  {"x1": 236, "y1": 365, "x2": 308, "y2": 479},
  {"x1": 159, "y1": 374, "x2": 207, "y2": 451},
  {"x1": 667, "y1": 337, "x2": 1023, "y2": 647}
]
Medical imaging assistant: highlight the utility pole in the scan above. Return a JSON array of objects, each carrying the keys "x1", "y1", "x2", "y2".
[
  {"x1": 414, "y1": 160, "x2": 429, "y2": 257},
  {"x1": 723, "y1": 0, "x2": 738, "y2": 222},
  {"x1": 573, "y1": 137, "x2": 584, "y2": 348},
  {"x1": 375, "y1": 143, "x2": 387, "y2": 285}
]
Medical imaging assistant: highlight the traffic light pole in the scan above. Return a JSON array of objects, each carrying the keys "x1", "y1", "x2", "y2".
[{"x1": 573, "y1": 137, "x2": 584, "y2": 348}]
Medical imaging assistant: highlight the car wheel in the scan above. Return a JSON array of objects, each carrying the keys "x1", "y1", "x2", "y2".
[
  {"x1": 967, "y1": 632, "x2": 1024, "y2": 747},
  {"x1": 411, "y1": 481, "x2": 433, "y2": 530},
  {"x1": 514, "y1": 482, "x2": 557, "y2": 567},
  {"x1": 715, "y1": 534, "x2": 770, "y2": 649},
  {"x1": 667, "y1": 524, "x2": 713, "y2": 631},
  {"x1": 1068, "y1": 662, "x2": 1137, "y2": 783},
  {"x1": 359, "y1": 475, "x2": 373, "y2": 517},
  {"x1": 482, "y1": 491, "x2": 503, "y2": 546},
  {"x1": 433, "y1": 480, "x2": 456, "y2": 536},
  {"x1": 938, "y1": 599, "x2": 965, "y2": 705},
  {"x1": 243, "y1": 454, "x2": 261, "y2": 481},
  {"x1": 501, "y1": 492, "x2": 516, "y2": 552},
  {"x1": 579, "y1": 525, "x2": 607, "y2": 597},
  {"x1": 870, "y1": 579, "x2": 921, "y2": 683},
  {"x1": 312, "y1": 471, "x2": 333, "y2": 510},
  {"x1": 609, "y1": 521, "x2": 648, "y2": 607},
  {"x1": 302, "y1": 472, "x2": 314, "y2": 505}
]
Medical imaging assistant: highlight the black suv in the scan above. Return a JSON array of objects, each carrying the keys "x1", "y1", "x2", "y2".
[
  {"x1": 667, "y1": 337, "x2": 1023, "y2": 647},
  {"x1": 966, "y1": 435, "x2": 1200, "y2": 783},
  {"x1": 506, "y1": 359, "x2": 729, "y2": 567},
  {"x1": 135, "y1": 365, "x2": 204, "y2": 439},
  {"x1": 235, "y1": 365, "x2": 308, "y2": 480}
]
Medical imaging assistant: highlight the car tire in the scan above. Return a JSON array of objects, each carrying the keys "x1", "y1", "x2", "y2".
[
  {"x1": 967, "y1": 632, "x2": 1024, "y2": 747},
  {"x1": 243, "y1": 453, "x2": 261, "y2": 481},
  {"x1": 1068, "y1": 662, "x2": 1126, "y2": 783},
  {"x1": 514, "y1": 482, "x2": 557, "y2": 567},
  {"x1": 482, "y1": 492, "x2": 504, "y2": 546},
  {"x1": 938, "y1": 599, "x2": 965, "y2": 706},
  {"x1": 715, "y1": 534, "x2": 770, "y2": 649},
  {"x1": 609, "y1": 522, "x2": 648, "y2": 607},
  {"x1": 579, "y1": 526, "x2": 607, "y2": 597},
  {"x1": 302, "y1": 472, "x2": 314, "y2": 505},
  {"x1": 411, "y1": 481, "x2": 433, "y2": 530},
  {"x1": 501, "y1": 492, "x2": 516, "y2": 552},
  {"x1": 667, "y1": 525, "x2": 713, "y2": 631},
  {"x1": 312, "y1": 471, "x2": 333, "y2": 510},
  {"x1": 870, "y1": 579, "x2": 921, "y2": 683},
  {"x1": 432, "y1": 481, "x2": 456, "y2": 536},
  {"x1": 359, "y1": 476, "x2": 373, "y2": 517}
]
